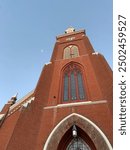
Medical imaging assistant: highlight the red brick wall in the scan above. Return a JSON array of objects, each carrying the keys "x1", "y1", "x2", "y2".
[{"x1": 0, "y1": 30, "x2": 112, "y2": 150}]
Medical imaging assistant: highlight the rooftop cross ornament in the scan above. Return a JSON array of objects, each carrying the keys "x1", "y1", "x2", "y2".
[{"x1": 65, "y1": 27, "x2": 75, "y2": 34}]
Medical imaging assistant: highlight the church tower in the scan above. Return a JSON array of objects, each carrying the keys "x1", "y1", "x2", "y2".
[{"x1": 0, "y1": 28, "x2": 113, "y2": 150}]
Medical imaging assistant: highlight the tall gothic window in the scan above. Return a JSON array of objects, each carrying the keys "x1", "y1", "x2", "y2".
[
  {"x1": 66, "y1": 137, "x2": 91, "y2": 150},
  {"x1": 63, "y1": 45, "x2": 79, "y2": 59},
  {"x1": 63, "y1": 64, "x2": 86, "y2": 102}
]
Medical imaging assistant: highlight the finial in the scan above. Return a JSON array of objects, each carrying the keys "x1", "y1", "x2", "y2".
[
  {"x1": 65, "y1": 27, "x2": 75, "y2": 34},
  {"x1": 11, "y1": 93, "x2": 18, "y2": 101},
  {"x1": 8, "y1": 93, "x2": 18, "y2": 105}
]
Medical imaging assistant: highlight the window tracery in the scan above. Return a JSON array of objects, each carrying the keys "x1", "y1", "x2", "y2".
[
  {"x1": 63, "y1": 45, "x2": 79, "y2": 59},
  {"x1": 66, "y1": 137, "x2": 91, "y2": 150},
  {"x1": 63, "y1": 63, "x2": 86, "y2": 101}
]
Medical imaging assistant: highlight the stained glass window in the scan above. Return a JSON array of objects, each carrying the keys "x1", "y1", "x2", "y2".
[
  {"x1": 77, "y1": 72, "x2": 85, "y2": 99},
  {"x1": 70, "y1": 72, "x2": 77, "y2": 100},
  {"x1": 63, "y1": 64, "x2": 86, "y2": 101},
  {"x1": 66, "y1": 137, "x2": 91, "y2": 150},
  {"x1": 63, "y1": 74, "x2": 69, "y2": 101}
]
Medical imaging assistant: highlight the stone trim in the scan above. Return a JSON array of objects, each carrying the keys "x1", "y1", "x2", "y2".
[
  {"x1": 44, "y1": 100, "x2": 107, "y2": 110},
  {"x1": 43, "y1": 113, "x2": 112, "y2": 150},
  {"x1": 10, "y1": 90, "x2": 34, "y2": 111},
  {"x1": 8, "y1": 97, "x2": 35, "y2": 116},
  {"x1": 0, "y1": 114, "x2": 5, "y2": 121}
]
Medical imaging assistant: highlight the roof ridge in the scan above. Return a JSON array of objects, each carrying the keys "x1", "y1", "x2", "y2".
[{"x1": 9, "y1": 90, "x2": 34, "y2": 111}]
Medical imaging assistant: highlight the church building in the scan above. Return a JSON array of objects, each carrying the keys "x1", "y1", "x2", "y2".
[{"x1": 0, "y1": 28, "x2": 113, "y2": 150}]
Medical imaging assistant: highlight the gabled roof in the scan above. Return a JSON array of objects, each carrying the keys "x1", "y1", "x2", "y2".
[{"x1": 8, "y1": 90, "x2": 35, "y2": 116}]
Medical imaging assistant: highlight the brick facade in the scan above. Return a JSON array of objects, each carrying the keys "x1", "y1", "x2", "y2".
[{"x1": 0, "y1": 28, "x2": 113, "y2": 150}]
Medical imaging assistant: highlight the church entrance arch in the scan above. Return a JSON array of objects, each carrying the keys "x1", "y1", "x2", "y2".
[
  {"x1": 57, "y1": 125, "x2": 96, "y2": 150},
  {"x1": 43, "y1": 113, "x2": 112, "y2": 150}
]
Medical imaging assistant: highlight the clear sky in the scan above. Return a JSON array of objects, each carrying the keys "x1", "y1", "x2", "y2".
[{"x1": 0, "y1": 0, "x2": 112, "y2": 110}]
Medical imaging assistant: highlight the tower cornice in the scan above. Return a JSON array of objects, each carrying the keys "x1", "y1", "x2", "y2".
[{"x1": 56, "y1": 29, "x2": 86, "y2": 39}]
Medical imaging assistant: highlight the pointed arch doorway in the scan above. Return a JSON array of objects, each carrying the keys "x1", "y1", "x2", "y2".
[
  {"x1": 43, "y1": 113, "x2": 112, "y2": 150},
  {"x1": 57, "y1": 125, "x2": 96, "y2": 150}
]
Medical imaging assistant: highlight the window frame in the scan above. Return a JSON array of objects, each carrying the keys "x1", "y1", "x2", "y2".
[
  {"x1": 63, "y1": 45, "x2": 79, "y2": 59},
  {"x1": 62, "y1": 63, "x2": 86, "y2": 103}
]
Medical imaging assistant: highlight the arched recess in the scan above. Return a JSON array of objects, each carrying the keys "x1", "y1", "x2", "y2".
[
  {"x1": 43, "y1": 113, "x2": 112, "y2": 150},
  {"x1": 58, "y1": 125, "x2": 96, "y2": 150},
  {"x1": 61, "y1": 62, "x2": 87, "y2": 102},
  {"x1": 63, "y1": 45, "x2": 79, "y2": 59}
]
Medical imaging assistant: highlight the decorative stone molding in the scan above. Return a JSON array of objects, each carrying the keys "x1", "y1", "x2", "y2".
[
  {"x1": 43, "y1": 113, "x2": 112, "y2": 150},
  {"x1": 0, "y1": 114, "x2": 5, "y2": 121}
]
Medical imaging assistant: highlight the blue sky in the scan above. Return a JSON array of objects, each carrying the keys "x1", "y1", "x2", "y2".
[{"x1": 0, "y1": 0, "x2": 112, "y2": 110}]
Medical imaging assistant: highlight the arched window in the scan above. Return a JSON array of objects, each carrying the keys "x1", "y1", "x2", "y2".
[
  {"x1": 63, "y1": 63, "x2": 86, "y2": 101},
  {"x1": 66, "y1": 137, "x2": 91, "y2": 150},
  {"x1": 63, "y1": 45, "x2": 79, "y2": 59}
]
